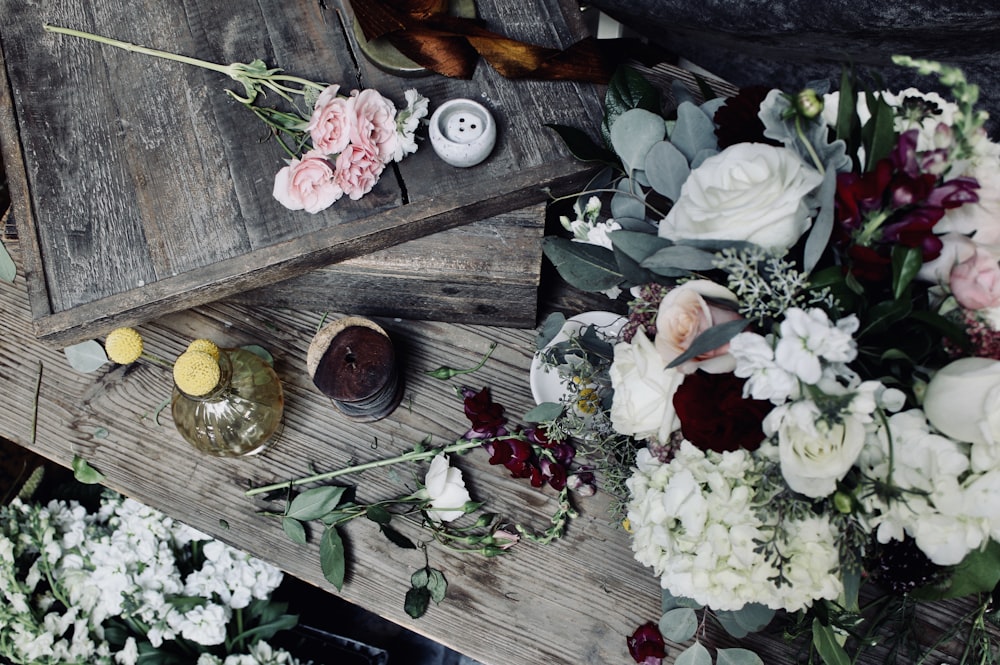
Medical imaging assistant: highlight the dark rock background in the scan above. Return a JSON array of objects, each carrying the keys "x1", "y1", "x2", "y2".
[{"x1": 589, "y1": 0, "x2": 1000, "y2": 137}]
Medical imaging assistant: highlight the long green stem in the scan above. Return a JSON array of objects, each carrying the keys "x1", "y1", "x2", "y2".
[
  {"x1": 795, "y1": 115, "x2": 826, "y2": 175},
  {"x1": 245, "y1": 439, "x2": 481, "y2": 497}
]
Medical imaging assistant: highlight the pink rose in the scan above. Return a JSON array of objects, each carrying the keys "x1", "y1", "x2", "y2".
[
  {"x1": 334, "y1": 141, "x2": 384, "y2": 201},
  {"x1": 307, "y1": 85, "x2": 354, "y2": 155},
  {"x1": 950, "y1": 247, "x2": 1000, "y2": 310},
  {"x1": 272, "y1": 150, "x2": 343, "y2": 214},
  {"x1": 654, "y1": 280, "x2": 743, "y2": 374},
  {"x1": 351, "y1": 88, "x2": 398, "y2": 164}
]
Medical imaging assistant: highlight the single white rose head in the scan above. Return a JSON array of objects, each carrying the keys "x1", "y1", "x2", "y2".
[
  {"x1": 659, "y1": 142, "x2": 823, "y2": 251},
  {"x1": 423, "y1": 453, "x2": 472, "y2": 523},
  {"x1": 924, "y1": 357, "x2": 1000, "y2": 445},
  {"x1": 609, "y1": 333, "x2": 685, "y2": 443}
]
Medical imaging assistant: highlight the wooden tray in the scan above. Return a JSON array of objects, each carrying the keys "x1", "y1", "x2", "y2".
[{"x1": 0, "y1": 0, "x2": 602, "y2": 346}]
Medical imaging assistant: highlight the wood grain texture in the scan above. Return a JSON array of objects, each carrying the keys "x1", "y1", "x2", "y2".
[
  {"x1": 233, "y1": 204, "x2": 547, "y2": 326},
  {"x1": 0, "y1": 240, "x2": 991, "y2": 665},
  {"x1": 0, "y1": 0, "x2": 602, "y2": 347}
]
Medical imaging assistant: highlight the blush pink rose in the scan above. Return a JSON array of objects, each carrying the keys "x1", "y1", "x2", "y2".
[
  {"x1": 272, "y1": 150, "x2": 343, "y2": 214},
  {"x1": 351, "y1": 88, "x2": 398, "y2": 164},
  {"x1": 654, "y1": 280, "x2": 744, "y2": 374},
  {"x1": 950, "y1": 247, "x2": 1000, "y2": 310},
  {"x1": 307, "y1": 85, "x2": 354, "y2": 155},
  {"x1": 335, "y1": 141, "x2": 385, "y2": 201}
]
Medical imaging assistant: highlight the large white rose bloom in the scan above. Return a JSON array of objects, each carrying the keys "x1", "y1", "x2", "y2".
[{"x1": 609, "y1": 332, "x2": 684, "y2": 443}]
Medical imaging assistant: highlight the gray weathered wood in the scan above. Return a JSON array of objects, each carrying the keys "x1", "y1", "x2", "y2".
[{"x1": 0, "y1": 0, "x2": 602, "y2": 347}]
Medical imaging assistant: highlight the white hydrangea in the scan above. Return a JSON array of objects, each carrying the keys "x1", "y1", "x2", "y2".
[
  {"x1": 626, "y1": 442, "x2": 843, "y2": 612},
  {"x1": 857, "y1": 409, "x2": 1000, "y2": 565}
]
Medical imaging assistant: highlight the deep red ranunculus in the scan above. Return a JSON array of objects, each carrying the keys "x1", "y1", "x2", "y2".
[
  {"x1": 627, "y1": 622, "x2": 666, "y2": 663},
  {"x1": 672, "y1": 371, "x2": 771, "y2": 453}
]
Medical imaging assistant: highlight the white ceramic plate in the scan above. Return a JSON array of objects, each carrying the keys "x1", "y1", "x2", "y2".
[{"x1": 529, "y1": 311, "x2": 626, "y2": 405}]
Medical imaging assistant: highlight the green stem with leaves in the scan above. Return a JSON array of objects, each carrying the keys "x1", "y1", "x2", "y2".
[{"x1": 245, "y1": 439, "x2": 482, "y2": 497}]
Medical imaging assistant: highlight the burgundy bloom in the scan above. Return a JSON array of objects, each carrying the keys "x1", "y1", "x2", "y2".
[
  {"x1": 539, "y1": 458, "x2": 568, "y2": 491},
  {"x1": 462, "y1": 386, "x2": 508, "y2": 438},
  {"x1": 627, "y1": 622, "x2": 666, "y2": 664},
  {"x1": 486, "y1": 437, "x2": 533, "y2": 466},
  {"x1": 673, "y1": 371, "x2": 771, "y2": 453}
]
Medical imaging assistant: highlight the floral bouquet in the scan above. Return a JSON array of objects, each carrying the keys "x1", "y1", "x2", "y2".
[
  {"x1": 0, "y1": 486, "x2": 301, "y2": 665},
  {"x1": 537, "y1": 58, "x2": 1000, "y2": 664},
  {"x1": 43, "y1": 24, "x2": 429, "y2": 215}
]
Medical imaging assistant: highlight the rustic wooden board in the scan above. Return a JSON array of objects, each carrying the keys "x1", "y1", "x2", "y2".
[
  {"x1": 0, "y1": 0, "x2": 602, "y2": 347},
  {"x1": 232, "y1": 204, "x2": 547, "y2": 326}
]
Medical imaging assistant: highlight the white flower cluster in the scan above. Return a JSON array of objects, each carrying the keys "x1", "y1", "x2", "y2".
[
  {"x1": 858, "y1": 409, "x2": 1000, "y2": 566},
  {"x1": 626, "y1": 442, "x2": 842, "y2": 613},
  {"x1": 560, "y1": 195, "x2": 623, "y2": 251},
  {"x1": 0, "y1": 492, "x2": 294, "y2": 665}
]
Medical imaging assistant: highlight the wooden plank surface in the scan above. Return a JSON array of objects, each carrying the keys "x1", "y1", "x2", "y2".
[
  {"x1": 0, "y1": 0, "x2": 602, "y2": 347},
  {"x1": 232, "y1": 204, "x2": 547, "y2": 327}
]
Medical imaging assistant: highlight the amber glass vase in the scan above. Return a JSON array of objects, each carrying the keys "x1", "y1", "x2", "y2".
[{"x1": 171, "y1": 348, "x2": 284, "y2": 457}]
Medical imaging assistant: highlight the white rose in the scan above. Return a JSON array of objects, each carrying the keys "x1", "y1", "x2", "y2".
[
  {"x1": 765, "y1": 401, "x2": 866, "y2": 498},
  {"x1": 421, "y1": 454, "x2": 472, "y2": 523},
  {"x1": 658, "y1": 143, "x2": 823, "y2": 250},
  {"x1": 924, "y1": 357, "x2": 1000, "y2": 445},
  {"x1": 609, "y1": 332, "x2": 684, "y2": 443}
]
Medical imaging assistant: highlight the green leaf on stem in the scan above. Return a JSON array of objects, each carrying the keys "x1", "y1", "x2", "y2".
[
  {"x1": 286, "y1": 486, "x2": 347, "y2": 521},
  {"x1": 320, "y1": 527, "x2": 346, "y2": 590},
  {"x1": 427, "y1": 568, "x2": 448, "y2": 603},
  {"x1": 281, "y1": 517, "x2": 307, "y2": 545},
  {"x1": 542, "y1": 236, "x2": 623, "y2": 292},
  {"x1": 610, "y1": 230, "x2": 673, "y2": 265},
  {"x1": 380, "y1": 524, "x2": 416, "y2": 549},
  {"x1": 523, "y1": 401, "x2": 564, "y2": 424},
  {"x1": 610, "y1": 108, "x2": 667, "y2": 176},
  {"x1": 717, "y1": 648, "x2": 764, "y2": 665},
  {"x1": 714, "y1": 603, "x2": 775, "y2": 638},
  {"x1": 914, "y1": 539, "x2": 1000, "y2": 600},
  {"x1": 365, "y1": 504, "x2": 392, "y2": 525},
  {"x1": 675, "y1": 641, "x2": 711, "y2": 665},
  {"x1": 658, "y1": 607, "x2": 698, "y2": 642},
  {"x1": 404, "y1": 586, "x2": 431, "y2": 619},
  {"x1": 544, "y1": 123, "x2": 618, "y2": 164},
  {"x1": 667, "y1": 319, "x2": 747, "y2": 369},
  {"x1": 603, "y1": 66, "x2": 662, "y2": 146},
  {"x1": 891, "y1": 245, "x2": 923, "y2": 300},
  {"x1": 811, "y1": 619, "x2": 851, "y2": 665}
]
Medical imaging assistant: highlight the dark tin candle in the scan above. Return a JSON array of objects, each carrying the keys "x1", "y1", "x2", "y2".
[{"x1": 307, "y1": 317, "x2": 404, "y2": 422}]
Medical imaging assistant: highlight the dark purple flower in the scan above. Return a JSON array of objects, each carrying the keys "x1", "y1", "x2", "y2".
[{"x1": 461, "y1": 386, "x2": 508, "y2": 438}]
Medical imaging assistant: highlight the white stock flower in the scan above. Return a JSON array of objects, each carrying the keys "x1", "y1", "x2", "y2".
[
  {"x1": 178, "y1": 603, "x2": 229, "y2": 646},
  {"x1": 421, "y1": 453, "x2": 472, "y2": 522},
  {"x1": 609, "y1": 332, "x2": 684, "y2": 443},
  {"x1": 659, "y1": 142, "x2": 823, "y2": 251},
  {"x1": 729, "y1": 331, "x2": 798, "y2": 403},
  {"x1": 774, "y1": 308, "x2": 858, "y2": 384}
]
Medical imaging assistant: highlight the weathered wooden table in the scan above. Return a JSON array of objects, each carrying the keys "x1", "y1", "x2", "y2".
[{"x1": 0, "y1": 0, "x2": 603, "y2": 345}]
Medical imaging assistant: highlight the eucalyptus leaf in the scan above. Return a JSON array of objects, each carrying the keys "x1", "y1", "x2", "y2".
[
  {"x1": 542, "y1": 236, "x2": 623, "y2": 292},
  {"x1": 914, "y1": 540, "x2": 1000, "y2": 600},
  {"x1": 610, "y1": 230, "x2": 673, "y2": 264},
  {"x1": 404, "y1": 586, "x2": 431, "y2": 619},
  {"x1": 714, "y1": 603, "x2": 775, "y2": 638},
  {"x1": 611, "y1": 181, "x2": 647, "y2": 221},
  {"x1": 610, "y1": 108, "x2": 667, "y2": 175},
  {"x1": 670, "y1": 102, "x2": 718, "y2": 162},
  {"x1": 64, "y1": 340, "x2": 109, "y2": 373},
  {"x1": 411, "y1": 567, "x2": 429, "y2": 588},
  {"x1": 523, "y1": 401, "x2": 564, "y2": 423},
  {"x1": 0, "y1": 239, "x2": 14, "y2": 282},
  {"x1": 241, "y1": 344, "x2": 274, "y2": 366},
  {"x1": 72, "y1": 455, "x2": 105, "y2": 485},
  {"x1": 700, "y1": 96, "x2": 727, "y2": 117},
  {"x1": 602, "y1": 66, "x2": 662, "y2": 146},
  {"x1": 671, "y1": 79, "x2": 698, "y2": 108},
  {"x1": 667, "y1": 318, "x2": 747, "y2": 369},
  {"x1": 644, "y1": 140, "x2": 691, "y2": 201},
  {"x1": 658, "y1": 607, "x2": 698, "y2": 643},
  {"x1": 320, "y1": 527, "x2": 346, "y2": 590},
  {"x1": 615, "y1": 217, "x2": 658, "y2": 233},
  {"x1": 281, "y1": 517, "x2": 307, "y2": 545},
  {"x1": 717, "y1": 648, "x2": 765, "y2": 665},
  {"x1": 286, "y1": 486, "x2": 347, "y2": 521},
  {"x1": 690, "y1": 147, "x2": 718, "y2": 169},
  {"x1": 642, "y1": 245, "x2": 719, "y2": 273},
  {"x1": 812, "y1": 620, "x2": 851, "y2": 665},
  {"x1": 537, "y1": 312, "x2": 566, "y2": 349},
  {"x1": 676, "y1": 641, "x2": 712, "y2": 665},
  {"x1": 662, "y1": 588, "x2": 703, "y2": 613}
]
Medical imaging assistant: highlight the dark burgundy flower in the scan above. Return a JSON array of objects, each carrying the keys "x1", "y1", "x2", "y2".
[
  {"x1": 673, "y1": 371, "x2": 771, "y2": 453},
  {"x1": 927, "y1": 176, "x2": 979, "y2": 209},
  {"x1": 461, "y1": 386, "x2": 508, "y2": 438},
  {"x1": 627, "y1": 622, "x2": 666, "y2": 664},
  {"x1": 485, "y1": 437, "x2": 533, "y2": 466},
  {"x1": 539, "y1": 458, "x2": 568, "y2": 491},
  {"x1": 713, "y1": 85, "x2": 780, "y2": 149}
]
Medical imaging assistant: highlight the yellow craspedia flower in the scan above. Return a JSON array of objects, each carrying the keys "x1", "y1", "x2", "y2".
[
  {"x1": 105, "y1": 327, "x2": 144, "y2": 364},
  {"x1": 173, "y1": 350, "x2": 221, "y2": 396},
  {"x1": 186, "y1": 338, "x2": 220, "y2": 360},
  {"x1": 622, "y1": 518, "x2": 633, "y2": 534}
]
